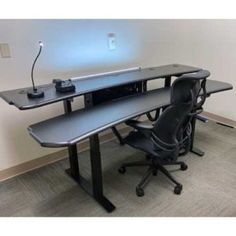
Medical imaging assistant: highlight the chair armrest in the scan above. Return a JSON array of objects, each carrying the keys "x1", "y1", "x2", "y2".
[
  {"x1": 188, "y1": 108, "x2": 203, "y2": 116},
  {"x1": 125, "y1": 120, "x2": 153, "y2": 131}
]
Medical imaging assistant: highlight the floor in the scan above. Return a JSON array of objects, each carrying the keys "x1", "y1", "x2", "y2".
[{"x1": 0, "y1": 121, "x2": 236, "y2": 217}]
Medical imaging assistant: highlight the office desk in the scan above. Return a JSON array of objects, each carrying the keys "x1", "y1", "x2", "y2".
[{"x1": 0, "y1": 64, "x2": 233, "y2": 212}]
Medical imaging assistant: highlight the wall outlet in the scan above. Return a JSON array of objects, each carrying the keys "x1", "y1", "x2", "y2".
[
  {"x1": 108, "y1": 33, "x2": 116, "y2": 50},
  {"x1": 0, "y1": 43, "x2": 11, "y2": 58}
]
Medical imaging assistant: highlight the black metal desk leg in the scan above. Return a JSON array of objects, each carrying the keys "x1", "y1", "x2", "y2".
[
  {"x1": 89, "y1": 134, "x2": 116, "y2": 212},
  {"x1": 190, "y1": 116, "x2": 205, "y2": 156},
  {"x1": 83, "y1": 93, "x2": 116, "y2": 212},
  {"x1": 162, "y1": 76, "x2": 171, "y2": 112},
  {"x1": 63, "y1": 99, "x2": 115, "y2": 212},
  {"x1": 63, "y1": 100, "x2": 80, "y2": 178},
  {"x1": 67, "y1": 145, "x2": 80, "y2": 178},
  {"x1": 164, "y1": 76, "x2": 171, "y2": 87}
]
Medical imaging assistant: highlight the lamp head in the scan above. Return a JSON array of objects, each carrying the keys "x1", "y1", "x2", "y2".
[{"x1": 39, "y1": 41, "x2": 43, "y2": 47}]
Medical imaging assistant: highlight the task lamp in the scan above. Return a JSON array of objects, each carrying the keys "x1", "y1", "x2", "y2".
[{"x1": 27, "y1": 41, "x2": 45, "y2": 98}]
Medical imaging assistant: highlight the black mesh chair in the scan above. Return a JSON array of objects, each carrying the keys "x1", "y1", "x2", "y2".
[{"x1": 118, "y1": 70, "x2": 210, "y2": 197}]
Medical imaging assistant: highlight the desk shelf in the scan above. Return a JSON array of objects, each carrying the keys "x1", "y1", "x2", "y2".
[{"x1": 28, "y1": 88, "x2": 170, "y2": 147}]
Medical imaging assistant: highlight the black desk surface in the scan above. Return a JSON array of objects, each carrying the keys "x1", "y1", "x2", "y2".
[
  {"x1": 28, "y1": 80, "x2": 233, "y2": 148},
  {"x1": 0, "y1": 64, "x2": 200, "y2": 110}
]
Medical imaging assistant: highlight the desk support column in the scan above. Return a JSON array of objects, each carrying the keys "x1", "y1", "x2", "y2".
[
  {"x1": 161, "y1": 76, "x2": 172, "y2": 112},
  {"x1": 89, "y1": 134, "x2": 115, "y2": 212},
  {"x1": 84, "y1": 93, "x2": 116, "y2": 212},
  {"x1": 164, "y1": 76, "x2": 171, "y2": 87},
  {"x1": 63, "y1": 100, "x2": 80, "y2": 178},
  {"x1": 190, "y1": 116, "x2": 205, "y2": 156},
  {"x1": 64, "y1": 97, "x2": 115, "y2": 212}
]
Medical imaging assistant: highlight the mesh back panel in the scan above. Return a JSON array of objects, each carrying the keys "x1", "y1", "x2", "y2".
[{"x1": 152, "y1": 70, "x2": 210, "y2": 146}]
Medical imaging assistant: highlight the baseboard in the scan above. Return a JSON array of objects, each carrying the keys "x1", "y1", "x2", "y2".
[
  {"x1": 200, "y1": 111, "x2": 236, "y2": 128},
  {"x1": 0, "y1": 126, "x2": 131, "y2": 182}
]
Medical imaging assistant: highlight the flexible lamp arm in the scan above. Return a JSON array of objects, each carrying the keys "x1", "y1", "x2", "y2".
[
  {"x1": 31, "y1": 41, "x2": 43, "y2": 91},
  {"x1": 27, "y1": 41, "x2": 44, "y2": 98}
]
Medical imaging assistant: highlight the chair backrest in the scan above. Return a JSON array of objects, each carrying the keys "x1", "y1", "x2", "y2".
[{"x1": 151, "y1": 70, "x2": 210, "y2": 154}]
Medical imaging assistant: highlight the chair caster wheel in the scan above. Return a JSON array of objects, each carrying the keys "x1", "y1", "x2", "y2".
[
  {"x1": 174, "y1": 184, "x2": 182, "y2": 195},
  {"x1": 180, "y1": 163, "x2": 188, "y2": 171},
  {"x1": 118, "y1": 166, "x2": 126, "y2": 174},
  {"x1": 136, "y1": 187, "x2": 145, "y2": 197},
  {"x1": 152, "y1": 169, "x2": 158, "y2": 176}
]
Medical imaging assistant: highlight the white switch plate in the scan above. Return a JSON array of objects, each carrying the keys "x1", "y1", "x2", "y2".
[
  {"x1": 0, "y1": 43, "x2": 11, "y2": 58},
  {"x1": 108, "y1": 33, "x2": 116, "y2": 50}
]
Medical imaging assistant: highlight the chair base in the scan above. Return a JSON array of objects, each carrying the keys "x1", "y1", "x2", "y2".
[{"x1": 118, "y1": 158, "x2": 187, "y2": 197}]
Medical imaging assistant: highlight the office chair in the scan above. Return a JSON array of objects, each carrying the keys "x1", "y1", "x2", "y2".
[{"x1": 118, "y1": 70, "x2": 210, "y2": 197}]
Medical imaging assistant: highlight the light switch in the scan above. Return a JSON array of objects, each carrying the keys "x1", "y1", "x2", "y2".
[
  {"x1": 108, "y1": 33, "x2": 116, "y2": 50},
  {"x1": 0, "y1": 43, "x2": 11, "y2": 58}
]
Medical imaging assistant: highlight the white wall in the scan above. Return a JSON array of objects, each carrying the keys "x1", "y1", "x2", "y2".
[{"x1": 0, "y1": 19, "x2": 235, "y2": 171}]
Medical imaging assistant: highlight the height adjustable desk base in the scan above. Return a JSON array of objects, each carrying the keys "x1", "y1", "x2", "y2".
[
  {"x1": 190, "y1": 147, "x2": 205, "y2": 156},
  {"x1": 63, "y1": 99, "x2": 116, "y2": 213},
  {"x1": 189, "y1": 116, "x2": 205, "y2": 157},
  {"x1": 65, "y1": 169, "x2": 116, "y2": 213}
]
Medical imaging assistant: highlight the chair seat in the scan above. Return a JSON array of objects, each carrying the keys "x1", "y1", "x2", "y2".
[{"x1": 124, "y1": 131, "x2": 174, "y2": 161}]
